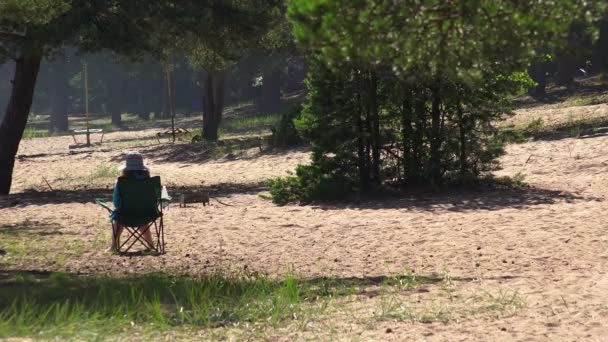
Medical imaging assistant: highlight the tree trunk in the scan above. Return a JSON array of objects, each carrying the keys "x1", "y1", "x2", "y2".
[
  {"x1": 154, "y1": 65, "x2": 165, "y2": 120},
  {"x1": 0, "y1": 53, "x2": 43, "y2": 194},
  {"x1": 429, "y1": 84, "x2": 442, "y2": 185},
  {"x1": 136, "y1": 69, "x2": 154, "y2": 120},
  {"x1": 401, "y1": 85, "x2": 414, "y2": 182},
  {"x1": 262, "y1": 67, "x2": 281, "y2": 114},
  {"x1": 369, "y1": 70, "x2": 381, "y2": 185},
  {"x1": 593, "y1": 19, "x2": 608, "y2": 73},
  {"x1": 355, "y1": 72, "x2": 369, "y2": 191},
  {"x1": 528, "y1": 62, "x2": 547, "y2": 97},
  {"x1": 556, "y1": 55, "x2": 577, "y2": 87},
  {"x1": 411, "y1": 88, "x2": 425, "y2": 184},
  {"x1": 457, "y1": 105, "x2": 467, "y2": 177},
  {"x1": 364, "y1": 87, "x2": 372, "y2": 191},
  {"x1": 108, "y1": 73, "x2": 123, "y2": 126},
  {"x1": 202, "y1": 69, "x2": 226, "y2": 142},
  {"x1": 49, "y1": 54, "x2": 70, "y2": 133}
]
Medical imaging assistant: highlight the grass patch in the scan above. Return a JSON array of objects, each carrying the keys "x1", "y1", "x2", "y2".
[
  {"x1": 22, "y1": 118, "x2": 53, "y2": 139},
  {"x1": 0, "y1": 221, "x2": 75, "y2": 268},
  {"x1": 478, "y1": 289, "x2": 527, "y2": 317},
  {"x1": 499, "y1": 114, "x2": 608, "y2": 143},
  {"x1": 86, "y1": 164, "x2": 121, "y2": 182},
  {"x1": 484, "y1": 172, "x2": 527, "y2": 187},
  {"x1": 220, "y1": 114, "x2": 280, "y2": 135},
  {"x1": 563, "y1": 93, "x2": 608, "y2": 107},
  {"x1": 0, "y1": 272, "x2": 329, "y2": 339}
]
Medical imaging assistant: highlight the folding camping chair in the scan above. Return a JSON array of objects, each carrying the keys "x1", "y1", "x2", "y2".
[{"x1": 96, "y1": 176, "x2": 166, "y2": 254}]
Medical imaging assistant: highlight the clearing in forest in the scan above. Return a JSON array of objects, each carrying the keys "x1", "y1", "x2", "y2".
[{"x1": 1, "y1": 99, "x2": 608, "y2": 340}]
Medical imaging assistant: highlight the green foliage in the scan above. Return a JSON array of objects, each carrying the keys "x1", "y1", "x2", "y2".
[
  {"x1": 270, "y1": 106, "x2": 303, "y2": 147},
  {"x1": 268, "y1": 163, "x2": 355, "y2": 205},
  {"x1": 289, "y1": 0, "x2": 578, "y2": 76},
  {"x1": 267, "y1": 175, "x2": 301, "y2": 205},
  {"x1": 222, "y1": 113, "x2": 280, "y2": 135},
  {"x1": 0, "y1": 0, "x2": 69, "y2": 26},
  {"x1": 0, "y1": 272, "x2": 312, "y2": 339},
  {"x1": 277, "y1": 0, "x2": 582, "y2": 203},
  {"x1": 22, "y1": 123, "x2": 51, "y2": 139}
]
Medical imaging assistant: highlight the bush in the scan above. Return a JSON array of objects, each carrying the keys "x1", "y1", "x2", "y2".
[
  {"x1": 270, "y1": 106, "x2": 303, "y2": 147},
  {"x1": 267, "y1": 175, "x2": 302, "y2": 205},
  {"x1": 267, "y1": 163, "x2": 355, "y2": 205}
]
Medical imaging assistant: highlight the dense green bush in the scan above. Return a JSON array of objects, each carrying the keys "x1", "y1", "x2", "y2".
[
  {"x1": 268, "y1": 162, "x2": 355, "y2": 205},
  {"x1": 270, "y1": 106, "x2": 303, "y2": 147},
  {"x1": 265, "y1": 0, "x2": 566, "y2": 205}
]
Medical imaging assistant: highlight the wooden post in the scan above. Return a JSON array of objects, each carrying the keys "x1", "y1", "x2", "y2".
[{"x1": 84, "y1": 62, "x2": 91, "y2": 146}]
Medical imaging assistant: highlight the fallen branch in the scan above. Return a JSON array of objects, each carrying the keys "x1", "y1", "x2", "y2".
[{"x1": 41, "y1": 176, "x2": 54, "y2": 192}]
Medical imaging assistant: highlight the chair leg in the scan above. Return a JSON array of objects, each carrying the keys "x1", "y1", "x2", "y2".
[
  {"x1": 153, "y1": 221, "x2": 161, "y2": 253},
  {"x1": 114, "y1": 219, "x2": 164, "y2": 254},
  {"x1": 111, "y1": 221, "x2": 120, "y2": 252},
  {"x1": 160, "y1": 217, "x2": 165, "y2": 254},
  {"x1": 121, "y1": 223, "x2": 154, "y2": 252}
]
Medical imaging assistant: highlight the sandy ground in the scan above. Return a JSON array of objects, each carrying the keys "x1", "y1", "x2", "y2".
[
  {"x1": 503, "y1": 103, "x2": 608, "y2": 128},
  {"x1": 1, "y1": 106, "x2": 608, "y2": 341}
]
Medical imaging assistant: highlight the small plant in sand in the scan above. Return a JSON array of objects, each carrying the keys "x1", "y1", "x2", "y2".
[
  {"x1": 524, "y1": 118, "x2": 545, "y2": 136},
  {"x1": 472, "y1": 289, "x2": 527, "y2": 318},
  {"x1": 86, "y1": 163, "x2": 121, "y2": 182}
]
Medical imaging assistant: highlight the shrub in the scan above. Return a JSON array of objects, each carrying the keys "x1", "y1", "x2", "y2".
[
  {"x1": 270, "y1": 106, "x2": 303, "y2": 147},
  {"x1": 268, "y1": 163, "x2": 355, "y2": 205}
]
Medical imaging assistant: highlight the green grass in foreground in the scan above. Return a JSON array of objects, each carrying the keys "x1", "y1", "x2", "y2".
[
  {"x1": 0, "y1": 272, "x2": 311, "y2": 339},
  {"x1": 0, "y1": 268, "x2": 528, "y2": 339}
]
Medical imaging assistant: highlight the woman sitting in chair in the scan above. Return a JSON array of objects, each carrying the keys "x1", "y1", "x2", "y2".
[{"x1": 110, "y1": 153, "x2": 155, "y2": 250}]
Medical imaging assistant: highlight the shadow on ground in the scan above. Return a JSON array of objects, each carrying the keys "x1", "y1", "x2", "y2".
[
  {"x1": 1, "y1": 180, "x2": 598, "y2": 212},
  {"x1": 114, "y1": 140, "x2": 307, "y2": 165},
  {"x1": 501, "y1": 115, "x2": 608, "y2": 143},
  {"x1": 0, "y1": 269, "x2": 522, "y2": 300},
  {"x1": 0, "y1": 221, "x2": 69, "y2": 237},
  {"x1": 312, "y1": 185, "x2": 598, "y2": 212},
  {"x1": 514, "y1": 81, "x2": 608, "y2": 109},
  {"x1": 0, "y1": 182, "x2": 266, "y2": 208}
]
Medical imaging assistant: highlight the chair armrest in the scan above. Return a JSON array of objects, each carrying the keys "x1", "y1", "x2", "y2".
[{"x1": 95, "y1": 198, "x2": 114, "y2": 213}]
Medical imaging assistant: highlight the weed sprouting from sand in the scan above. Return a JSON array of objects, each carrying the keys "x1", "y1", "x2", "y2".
[
  {"x1": 480, "y1": 289, "x2": 527, "y2": 317},
  {"x1": 417, "y1": 304, "x2": 452, "y2": 324},
  {"x1": 440, "y1": 267, "x2": 454, "y2": 293},
  {"x1": 375, "y1": 296, "x2": 411, "y2": 321},
  {"x1": 382, "y1": 268, "x2": 422, "y2": 291}
]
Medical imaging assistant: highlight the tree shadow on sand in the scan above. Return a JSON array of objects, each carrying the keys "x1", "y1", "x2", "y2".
[
  {"x1": 108, "y1": 141, "x2": 308, "y2": 165},
  {"x1": 0, "y1": 182, "x2": 266, "y2": 208},
  {"x1": 311, "y1": 185, "x2": 599, "y2": 213},
  {"x1": 0, "y1": 221, "x2": 71, "y2": 237},
  {"x1": 2, "y1": 178, "x2": 599, "y2": 212}
]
